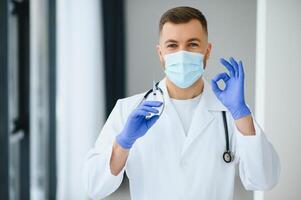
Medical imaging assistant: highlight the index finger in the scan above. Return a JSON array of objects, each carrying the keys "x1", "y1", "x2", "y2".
[
  {"x1": 142, "y1": 101, "x2": 163, "y2": 107},
  {"x1": 220, "y1": 58, "x2": 235, "y2": 77}
]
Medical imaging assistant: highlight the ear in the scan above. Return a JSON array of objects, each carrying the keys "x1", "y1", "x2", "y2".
[
  {"x1": 205, "y1": 43, "x2": 212, "y2": 61},
  {"x1": 203, "y1": 43, "x2": 212, "y2": 70},
  {"x1": 156, "y1": 44, "x2": 164, "y2": 66}
]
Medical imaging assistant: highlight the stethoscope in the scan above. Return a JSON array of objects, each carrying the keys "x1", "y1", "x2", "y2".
[
  {"x1": 222, "y1": 111, "x2": 234, "y2": 163},
  {"x1": 139, "y1": 81, "x2": 165, "y2": 118},
  {"x1": 141, "y1": 81, "x2": 233, "y2": 163}
]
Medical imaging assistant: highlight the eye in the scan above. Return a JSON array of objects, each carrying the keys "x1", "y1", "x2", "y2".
[
  {"x1": 167, "y1": 43, "x2": 178, "y2": 48},
  {"x1": 188, "y1": 42, "x2": 199, "y2": 48}
]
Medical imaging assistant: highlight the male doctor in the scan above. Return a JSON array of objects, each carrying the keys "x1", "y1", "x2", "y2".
[{"x1": 84, "y1": 6, "x2": 280, "y2": 200}]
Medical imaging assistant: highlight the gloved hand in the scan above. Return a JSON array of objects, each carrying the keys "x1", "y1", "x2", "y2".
[
  {"x1": 211, "y1": 57, "x2": 251, "y2": 120},
  {"x1": 116, "y1": 101, "x2": 163, "y2": 149}
]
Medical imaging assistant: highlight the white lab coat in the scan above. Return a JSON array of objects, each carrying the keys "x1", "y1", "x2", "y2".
[{"x1": 83, "y1": 78, "x2": 280, "y2": 200}]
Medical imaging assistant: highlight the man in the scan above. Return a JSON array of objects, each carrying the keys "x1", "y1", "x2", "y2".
[{"x1": 84, "y1": 6, "x2": 280, "y2": 200}]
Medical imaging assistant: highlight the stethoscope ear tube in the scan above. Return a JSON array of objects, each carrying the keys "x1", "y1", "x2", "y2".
[
  {"x1": 222, "y1": 111, "x2": 233, "y2": 163},
  {"x1": 143, "y1": 82, "x2": 162, "y2": 99}
]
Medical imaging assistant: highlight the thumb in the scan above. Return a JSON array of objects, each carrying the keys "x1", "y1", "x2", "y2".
[
  {"x1": 211, "y1": 72, "x2": 230, "y2": 96},
  {"x1": 146, "y1": 115, "x2": 160, "y2": 129},
  {"x1": 211, "y1": 79, "x2": 222, "y2": 96}
]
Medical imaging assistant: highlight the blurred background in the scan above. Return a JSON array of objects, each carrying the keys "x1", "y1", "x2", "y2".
[{"x1": 0, "y1": 0, "x2": 300, "y2": 200}]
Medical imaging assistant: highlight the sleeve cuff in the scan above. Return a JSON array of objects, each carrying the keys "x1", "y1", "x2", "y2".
[
  {"x1": 234, "y1": 118, "x2": 265, "y2": 152},
  {"x1": 84, "y1": 142, "x2": 126, "y2": 199},
  {"x1": 103, "y1": 142, "x2": 127, "y2": 177}
]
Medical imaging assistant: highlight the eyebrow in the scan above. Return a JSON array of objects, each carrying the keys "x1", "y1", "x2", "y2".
[
  {"x1": 187, "y1": 38, "x2": 202, "y2": 43},
  {"x1": 164, "y1": 38, "x2": 202, "y2": 44},
  {"x1": 164, "y1": 39, "x2": 178, "y2": 44}
]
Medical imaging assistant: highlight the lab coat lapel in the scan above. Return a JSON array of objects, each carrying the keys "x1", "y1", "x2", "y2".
[
  {"x1": 180, "y1": 93, "x2": 214, "y2": 157},
  {"x1": 180, "y1": 78, "x2": 227, "y2": 158},
  {"x1": 158, "y1": 78, "x2": 227, "y2": 159}
]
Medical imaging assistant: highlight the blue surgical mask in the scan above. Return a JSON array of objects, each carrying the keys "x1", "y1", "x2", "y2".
[{"x1": 164, "y1": 50, "x2": 204, "y2": 88}]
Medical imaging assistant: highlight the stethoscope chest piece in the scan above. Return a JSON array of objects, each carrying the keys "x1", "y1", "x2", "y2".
[{"x1": 223, "y1": 151, "x2": 233, "y2": 163}]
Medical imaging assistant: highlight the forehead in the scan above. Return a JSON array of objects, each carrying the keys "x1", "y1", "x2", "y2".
[{"x1": 160, "y1": 19, "x2": 206, "y2": 42}]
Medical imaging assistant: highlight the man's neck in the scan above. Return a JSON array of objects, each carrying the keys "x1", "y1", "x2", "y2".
[{"x1": 166, "y1": 78, "x2": 204, "y2": 100}]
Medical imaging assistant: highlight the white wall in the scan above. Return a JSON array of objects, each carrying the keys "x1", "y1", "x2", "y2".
[
  {"x1": 30, "y1": 1, "x2": 50, "y2": 199},
  {"x1": 56, "y1": 0, "x2": 105, "y2": 199},
  {"x1": 125, "y1": 1, "x2": 257, "y2": 200},
  {"x1": 257, "y1": 0, "x2": 301, "y2": 199}
]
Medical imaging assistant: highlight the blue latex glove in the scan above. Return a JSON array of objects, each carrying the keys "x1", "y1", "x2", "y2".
[
  {"x1": 211, "y1": 57, "x2": 251, "y2": 120},
  {"x1": 116, "y1": 101, "x2": 163, "y2": 149}
]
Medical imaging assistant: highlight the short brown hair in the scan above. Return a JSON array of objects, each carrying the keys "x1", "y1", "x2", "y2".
[{"x1": 159, "y1": 6, "x2": 208, "y2": 35}]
